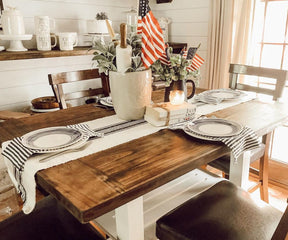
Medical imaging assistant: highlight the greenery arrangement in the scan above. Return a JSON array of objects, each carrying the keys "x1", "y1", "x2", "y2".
[
  {"x1": 96, "y1": 12, "x2": 108, "y2": 20},
  {"x1": 151, "y1": 47, "x2": 201, "y2": 86},
  {"x1": 92, "y1": 34, "x2": 200, "y2": 86},
  {"x1": 92, "y1": 33, "x2": 145, "y2": 75}
]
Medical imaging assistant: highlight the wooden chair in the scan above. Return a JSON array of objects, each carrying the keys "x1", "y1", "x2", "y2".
[
  {"x1": 156, "y1": 180, "x2": 288, "y2": 240},
  {"x1": 207, "y1": 64, "x2": 288, "y2": 203},
  {"x1": 48, "y1": 69, "x2": 110, "y2": 109},
  {"x1": 0, "y1": 195, "x2": 106, "y2": 240}
]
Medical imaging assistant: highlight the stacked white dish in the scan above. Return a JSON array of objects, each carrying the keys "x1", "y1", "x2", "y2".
[
  {"x1": 183, "y1": 118, "x2": 243, "y2": 141},
  {"x1": 194, "y1": 89, "x2": 244, "y2": 105}
]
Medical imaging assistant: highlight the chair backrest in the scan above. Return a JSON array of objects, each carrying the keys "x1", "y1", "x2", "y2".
[
  {"x1": 229, "y1": 64, "x2": 288, "y2": 101},
  {"x1": 48, "y1": 69, "x2": 110, "y2": 109}
]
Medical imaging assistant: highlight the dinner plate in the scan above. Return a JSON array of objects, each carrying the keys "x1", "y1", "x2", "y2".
[
  {"x1": 31, "y1": 106, "x2": 60, "y2": 113},
  {"x1": 186, "y1": 118, "x2": 243, "y2": 138},
  {"x1": 22, "y1": 127, "x2": 86, "y2": 152},
  {"x1": 99, "y1": 97, "x2": 113, "y2": 107},
  {"x1": 183, "y1": 127, "x2": 219, "y2": 141},
  {"x1": 202, "y1": 89, "x2": 242, "y2": 100}
]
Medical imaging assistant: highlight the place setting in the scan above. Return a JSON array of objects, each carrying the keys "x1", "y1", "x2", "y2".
[
  {"x1": 169, "y1": 116, "x2": 260, "y2": 160},
  {"x1": 193, "y1": 88, "x2": 245, "y2": 105}
]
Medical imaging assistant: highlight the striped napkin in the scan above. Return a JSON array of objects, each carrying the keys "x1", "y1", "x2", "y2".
[
  {"x1": 2, "y1": 123, "x2": 102, "y2": 204},
  {"x1": 184, "y1": 125, "x2": 261, "y2": 160}
]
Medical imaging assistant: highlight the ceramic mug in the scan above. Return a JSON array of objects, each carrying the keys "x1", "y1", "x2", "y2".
[
  {"x1": 58, "y1": 32, "x2": 78, "y2": 51},
  {"x1": 36, "y1": 34, "x2": 57, "y2": 51},
  {"x1": 34, "y1": 16, "x2": 55, "y2": 35}
]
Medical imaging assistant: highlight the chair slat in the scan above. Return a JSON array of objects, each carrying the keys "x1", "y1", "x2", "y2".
[{"x1": 48, "y1": 69, "x2": 109, "y2": 109}]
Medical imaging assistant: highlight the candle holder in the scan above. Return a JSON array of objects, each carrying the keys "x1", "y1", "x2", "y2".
[
  {"x1": 169, "y1": 80, "x2": 185, "y2": 105},
  {"x1": 165, "y1": 79, "x2": 196, "y2": 104}
]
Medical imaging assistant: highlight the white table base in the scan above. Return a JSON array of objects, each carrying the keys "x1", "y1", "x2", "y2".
[
  {"x1": 115, "y1": 197, "x2": 144, "y2": 240},
  {"x1": 229, "y1": 151, "x2": 251, "y2": 190}
]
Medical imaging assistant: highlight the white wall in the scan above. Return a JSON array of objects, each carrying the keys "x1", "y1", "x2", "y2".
[
  {"x1": 0, "y1": 0, "x2": 211, "y2": 111},
  {"x1": 150, "y1": 0, "x2": 210, "y2": 87}
]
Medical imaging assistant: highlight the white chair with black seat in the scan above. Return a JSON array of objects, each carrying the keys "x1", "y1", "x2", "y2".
[{"x1": 207, "y1": 63, "x2": 288, "y2": 203}]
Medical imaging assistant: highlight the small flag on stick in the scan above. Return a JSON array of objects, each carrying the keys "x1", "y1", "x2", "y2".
[
  {"x1": 187, "y1": 53, "x2": 204, "y2": 72},
  {"x1": 159, "y1": 46, "x2": 172, "y2": 68},
  {"x1": 137, "y1": 0, "x2": 165, "y2": 68}
]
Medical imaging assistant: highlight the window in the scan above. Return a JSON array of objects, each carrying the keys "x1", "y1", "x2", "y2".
[
  {"x1": 247, "y1": 0, "x2": 288, "y2": 163},
  {"x1": 246, "y1": 0, "x2": 288, "y2": 100}
]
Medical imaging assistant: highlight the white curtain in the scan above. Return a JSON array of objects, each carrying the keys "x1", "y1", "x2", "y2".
[{"x1": 206, "y1": 0, "x2": 255, "y2": 89}]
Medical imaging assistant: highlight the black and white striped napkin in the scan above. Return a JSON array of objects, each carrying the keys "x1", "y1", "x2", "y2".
[
  {"x1": 2, "y1": 123, "x2": 102, "y2": 203},
  {"x1": 184, "y1": 126, "x2": 261, "y2": 160}
]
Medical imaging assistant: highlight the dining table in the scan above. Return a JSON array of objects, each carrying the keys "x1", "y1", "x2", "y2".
[{"x1": 1, "y1": 89, "x2": 288, "y2": 240}]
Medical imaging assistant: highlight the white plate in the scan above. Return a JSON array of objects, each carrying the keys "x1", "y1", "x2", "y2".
[
  {"x1": 0, "y1": 46, "x2": 5, "y2": 51},
  {"x1": 22, "y1": 127, "x2": 86, "y2": 152},
  {"x1": 100, "y1": 97, "x2": 113, "y2": 107},
  {"x1": 31, "y1": 107, "x2": 60, "y2": 113},
  {"x1": 186, "y1": 118, "x2": 243, "y2": 138},
  {"x1": 184, "y1": 127, "x2": 219, "y2": 141},
  {"x1": 202, "y1": 89, "x2": 242, "y2": 100}
]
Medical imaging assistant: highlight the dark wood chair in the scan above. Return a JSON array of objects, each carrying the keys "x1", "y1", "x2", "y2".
[
  {"x1": 0, "y1": 195, "x2": 106, "y2": 240},
  {"x1": 48, "y1": 69, "x2": 110, "y2": 109},
  {"x1": 156, "y1": 180, "x2": 288, "y2": 240},
  {"x1": 207, "y1": 64, "x2": 288, "y2": 203}
]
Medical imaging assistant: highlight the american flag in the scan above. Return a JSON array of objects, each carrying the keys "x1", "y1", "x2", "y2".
[
  {"x1": 187, "y1": 53, "x2": 204, "y2": 72},
  {"x1": 137, "y1": 0, "x2": 165, "y2": 68},
  {"x1": 159, "y1": 46, "x2": 171, "y2": 68},
  {"x1": 180, "y1": 47, "x2": 187, "y2": 58}
]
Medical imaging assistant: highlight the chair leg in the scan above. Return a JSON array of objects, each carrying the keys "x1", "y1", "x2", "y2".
[{"x1": 259, "y1": 132, "x2": 272, "y2": 203}]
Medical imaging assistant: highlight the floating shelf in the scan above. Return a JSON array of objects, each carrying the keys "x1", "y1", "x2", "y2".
[{"x1": 0, "y1": 47, "x2": 93, "y2": 61}]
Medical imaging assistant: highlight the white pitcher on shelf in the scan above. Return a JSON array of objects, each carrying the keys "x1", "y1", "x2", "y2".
[{"x1": 34, "y1": 16, "x2": 57, "y2": 51}]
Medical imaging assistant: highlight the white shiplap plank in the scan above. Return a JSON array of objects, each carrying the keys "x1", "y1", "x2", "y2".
[
  {"x1": 154, "y1": 8, "x2": 209, "y2": 23},
  {"x1": 0, "y1": 55, "x2": 93, "y2": 72},
  {"x1": 150, "y1": 0, "x2": 210, "y2": 10},
  {"x1": 170, "y1": 22, "x2": 209, "y2": 37}
]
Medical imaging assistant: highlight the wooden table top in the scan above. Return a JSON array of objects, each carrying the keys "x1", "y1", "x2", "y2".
[{"x1": 1, "y1": 93, "x2": 288, "y2": 223}]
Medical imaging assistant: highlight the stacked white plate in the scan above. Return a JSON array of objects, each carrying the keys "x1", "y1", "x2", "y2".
[
  {"x1": 21, "y1": 127, "x2": 89, "y2": 153},
  {"x1": 184, "y1": 118, "x2": 243, "y2": 141},
  {"x1": 194, "y1": 89, "x2": 244, "y2": 104},
  {"x1": 99, "y1": 96, "x2": 113, "y2": 107}
]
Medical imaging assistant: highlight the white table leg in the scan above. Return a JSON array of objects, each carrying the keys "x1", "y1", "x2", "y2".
[
  {"x1": 229, "y1": 151, "x2": 251, "y2": 190},
  {"x1": 115, "y1": 196, "x2": 144, "y2": 240}
]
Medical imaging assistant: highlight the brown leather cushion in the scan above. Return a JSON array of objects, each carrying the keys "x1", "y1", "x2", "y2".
[
  {"x1": 0, "y1": 196, "x2": 104, "y2": 240},
  {"x1": 156, "y1": 181, "x2": 282, "y2": 240}
]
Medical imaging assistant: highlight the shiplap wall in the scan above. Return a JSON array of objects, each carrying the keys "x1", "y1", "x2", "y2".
[{"x1": 0, "y1": 0, "x2": 210, "y2": 111}]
